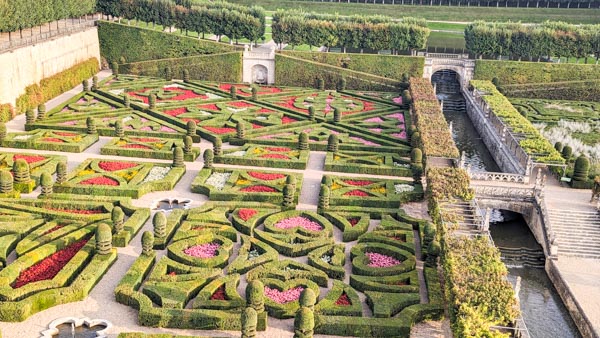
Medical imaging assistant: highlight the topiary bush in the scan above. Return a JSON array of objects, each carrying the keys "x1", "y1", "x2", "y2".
[
  {"x1": 92, "y1": 75, "x2": 99, "y2": 91},
  {"x1": 286, "y1": 175, "x2": 297, "y2": 192},
  {"x1": 86, "y1": 117, "x2": 97, "y2": 134},
  {"x1": 327, "y1": 134, "x2": 339, "y2": 153},
  {"x1": 411, "y1": 132, "x2": 421, "y2": 149},
  {"x1": 333, "y1": 108, "x2": 341, "y2": 123},
  {"x1": 237, "y1": 121, "x2": 246, "y2": 139},
  {"x1": 298, "y1": 132, "x2": 309, "y2": 150},
  {"x1": 112, "y1": 206, "x2": 125, "y2": 233},
  {"x1": 554, "y1": 142, "x2": 563, "y2": 153},
  {"x1": 319, "y1": 185, "x2": 330, "y2": 211},
  {"x1": 183, "y1": 69, "x2": 191, "y2": 82},
  {"x1": 37, "y1": 104, "x2": 46, "y2": 120},
  {"x1": 186, "y1": 120, "x2": 197, "y2": 137},
  {"x1": 411, "y1": 148, "x2": 422, "y2": 164},
  {"x1": 241, "y1": 307, "x2": 258, "y2": 338},
  {"x1": 283, "y1": 184, "x2": 295, "y2": 208},
  {"x1": 308, "y1": 106, "x2": 316, "y2": 121},
  {"x1": 173, "y1": 146, "x2": 185, "y2": 168},
  {"x1": 230, "y1": 85, "x2": 238, "y2": 99},
  {"x1": 82, "y1": 79, "x2": 90, "y2": 92},
  {"x1": 246, "y1": 279, "x2": 265, "y2": 313},
  {"x1": 251, "y1": 87, "x2": 258, "y2": 101},
  {"x1": 317, "y1": 77, "x2": 325, "y2": 90},
  {"x1": 203, "y1": 149, "x2": 214, "y2": 169},
  {"x1": 426, "y1": 240, "x2": 440, "y2": 267},
  {"x1": 25, "y1": 109, "x2": 35, "y2": 124},
  {"x1": 562, "y1": 145, "x2": 573, "y2": 160},
  {"x1": 56, "y1": 161, "x2": 67, "y2": 184},
  {"x1": 0, "y1": 170, "x2": 13, "y2": 193},
  {"x1": 142, "y1": 231, "x2": 154, "y2": 256},
  {"x1": 123, "y1": 94, "x2": 130, "y2": 108},
  {"x1": 293, "y1": 307, "x2": 314, "y2": 338},
  {"x1": 164, "y1": 66, "x2": 173, "y2": 81},
  {"x1": 402, "y1": 90, "x2": 412, "y2": 104},
  {"x1": 148, "y1": 94, "x2": 157, "y2": 109},
  {"x1": 573, "y1": 155, "x2": 590, "y2": 182},
  {"x1": 183, "y1": 136, "x2": 193, "y2": 154},
  {"x1": 112, "y1": 61, "x2": 119, "y2": 79},
  {"x1": 115, "y1": 120, "x2": 125, "y2": 138},
  {"x1": 153, "y1": 212, "x2": 167, "y2": 239},
  {"x1": 299, "y1": 288, "x2": 316, "y2": 311},
  {"x1": 0, "y1": 122, "x2": 6, "y2": 143},
  {"x1": 96, "y1": 223, "x2": 113, "y2": 255},
  {"x1": 213, "y1": 137, "x2": 222, "y2": 156},
  {"x1": 40, "y1": 172, "x2": 53, "y2": 196},
  {"x1": 338, "y1": 77, "x2": 347, "y2": 91},
  {"x1": 13, "y1": 159, "x2": 30, "y2": 184}
]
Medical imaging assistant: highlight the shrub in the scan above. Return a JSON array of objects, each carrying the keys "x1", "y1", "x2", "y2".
[
  {"x1": 40, "y1": 172, "x2": 53, "y2": 196},
  {"x1": 56, "y1": 161, "x2": 67, "y2": 184},
  {"x1": 294, "y1": 307, "x2": 314, "y2": 338},
  {"x1": 230, "y1": 85, "x2": 238, "y2": 99},
  {"x1": 96, "y1": 223, "x2": 113, "y2": 255},
  {"x1": 554, "y1": 142, "x2": 563, "y2": 153},
  {"x1": 112, "y1": 206, "x2": 125, "y2": 233},
  {"x1": 153, "y1": 212, "x2": 167, "y2": 238},
  {"x1": 25, "y1": 109, "x2": 35, "y2": 124},
  {"x1": 338, "y1": 77, "x2": 347, "y2": 91},
  {"x1": 37, "y1": 104, "x2": 46, "y2": 120},
  {"x1": 246, "y1": 279, "x2": 265, "y2": 313},
  {"x1": 333, "y1": 108, "x2": 341, "y2": 123},
  {"x1": 172, "y1": 146, "x2": 185, "y2": 168},
  {"x1": 0, "y1": 122, "x2": 6, "y2": 142},
  {"x1": 319, "y1": 185, "x2": 330, "y2": 211},
  {"x1": 308, "y1": 106, "x2": 316, "y2": 121},
  {"x1": 317, "y1": 78, "x2": 325, "y2": 90},
  {"x1": 183, "y1": 69, "x2": 191, "y2": 82},
  {"x1": 283, "y1": 184, "x2": 295, "y2": 208},
  {"x1": 402, "y1": 90, "x2": 412, "y2": 104},
  {"x1": 148, "y1": 94, "x2": 157, "y2": 109},
  {"x1": 241, "y1": 307, "x2": 258, "y2": 338},
  {"x1": 186, "y1": 120, "x2": 197, "y2": 137},
  {"x1": 426, "y1": 240, "x2": 440, "y2": 267},
  {"x1": 298, "y1": 132, "x2": 309, "y2": 150},
  {"x1": 204, "y1": 149, "x2": 215, "y2": 169},
  {"x1": 13, "y1": 159, "x2": 30, "y2": 183},
  {"x1": 251, "y1": 87, "x2": 258, "y2": 101},
  {"x1": 82, "y1": 79, "x2": 90, "y2": 92},
  {"x1": 92, "y1": 75, "x2": 99, "y2": 91},
  {"x1": 164, "y1": 66, "x2": 172, "y2": 81},
  {"x1": 112, "y1": 61, "x2": 119, "y2": 78},
  {"x1": 237, "y1": 121, "x2": 247, "y2": 139},
  {"x1": 183, "y1": 136, "x2": 193, "y2": 154},
  {"x1": 411, "y1": 148, "x2": 422, "y2": 164},
  {"x1": 115, "y1": 120, "x2": 125, "y2": 138},
  {"x1": 0, "y1": 170, "x2": 13, "y2": 193},
  {"x1": 123, "y1": 94, "x2": 130, "y2": 108},
  {"x1": 142, "y1": 231, "x2": 154, "y2": 256},
  {"x1": 327, "y1": 134, "x2": 339, "y2": 153},
  {"x1": 299, "y1": 289, "x2": 316, "y2": 311},
  {"x1": 86, "y1": 117, "x2": 97, "y2": 134},
  {"x1": 562, "y1": 145, "x2": 573, "y2": 160},
  {"x1": 573, "y1": 155, "x2": 590, "y2": 182},
  {"x1": 213, "y1": 137, "x2": 223, "y2": 156}
]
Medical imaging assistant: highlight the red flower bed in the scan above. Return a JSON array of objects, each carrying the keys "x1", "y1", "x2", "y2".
[
  {"x1": 280, "y1": 96, "x2": 307, "y2": 113},
  {"x1": 238, "y1": 208, "x2": 258, "y2": 221},
  {"x1": 181, "y1": 118, "x2": 200, "y2": 123},
  {"x1": 362, "y1": 101, "x2": 375, "y2": 112},
  {"x1": 168, "y1": 271, "x2": 177, "y2": 276},
  {"x1": 335, "y1": 292, "x2": 352, "y2": 306},
  {"x1": 252, "y1": 123, "x2": 263, "y2": 129},
  {"x1": 80, "y1": 176, "x2": 119, "y2": 186},
  {"x1": 260, "y1": 154, "x2": 289, "y2": 159},
  {"x1": 281, "y1": 116, "x2": 297, "y2": 124},
  {"x1": 163, "y1": 107, "x2": 187, "y2": 117},
  {"x1": 121, "y1": 144, "x2": 151, "y2": 149},
  {"x1": 13, "y1": 154, "x2": 46, "y2": 164},
  {"x1": 98, "y1": 161, "x2": 138, "y2": 172},
  {"x1": 228, "y1": 101, "x2": 254, "y2": 108},
  {"x1": 343, "y1": 190, "x2": 371, "y2": 197},
  {"x1": 240, "y1": 185, "x2": 277, "y2": 193},
  {"x1": 197, "y1": 103, "x2": 220, "y2": 111},
  {"x1": 347, "y1": 218, "x2": 360, "y2": 227},
  {"x1": 54, "y1": 131, "x2": 78, "y2": 137},
  {"x1": 265, "y1": 147, "x2": 291, "y2": 152},
  {"x1": 42, "y1": 137, "x2": 65, "y2": 143},
  {"x1": 203, "y1": 126, "x2": 236, "y2": 134},
  {"x1": 258, "y1": 108, "x2": 275, "y2": 113},
  {"x1": 41, "y1": 225, "x2": 64, "y2": 236},
  {"x1": 248, "y1": 171, "x2": 285, "y2": 181},
  {"x1": 131, "y1": 137, "x2": 162, "y2": 143},
  {"x1": 13, "y1": 238, "x2": 90, "y2": 288},
  {"x1": 163, "y1": 88, "x2": 208, "y2": 101},
  {"x1": 210, "y1": 285, "x2": 229, "y2": 300},
  {"x1": 47, "y1": 208, "x2": 104, "y2": 214},
  {"x1": 343, "y1": 180, "x2": 374, "y2": 186}
]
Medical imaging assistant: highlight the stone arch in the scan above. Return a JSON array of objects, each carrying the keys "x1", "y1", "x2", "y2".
[
  {"x1": 251, "y1": 64, "x2": 268, "y2": 84},
  {"x1": 431, "y1": 67, "x2": 463, "y2": 86}
]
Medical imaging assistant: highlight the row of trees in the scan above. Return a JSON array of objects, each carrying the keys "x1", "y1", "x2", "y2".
[
  {"x1": 465, "y1": 21, "x2": 600, "y2": 61},
  {"x1": 272, "y1": 11, "x2": 430, "y2": 53},
  {"x1": 289, "y1": 0, "x2": 600, "y2": 8},
  {"x1": 96, "y1": 0, "x2": 265, "y2": 43},
  {"x1": 0, "y1": 0, "x2": 97, "y2": 38}
]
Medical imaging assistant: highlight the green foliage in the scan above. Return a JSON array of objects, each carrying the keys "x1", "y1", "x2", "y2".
[
  {"x1": 562, "y1": 145, "x2": 573, "y2": 160},
  {"x1": 0, "y1": 170, "x2": 13, "y2": 193},
  {"x1": 96, "y1": 223, "x2": 113, "y2": 255},
  {"x1": 246, "y1": 279, "x2": 265, "y2": 313},
  {"x1": 402, "y1": 89, "x2": 412, "y2": 104},
  {"x1": 573, "y1": 155, "x2": 590, "y2": 182},
  {"x1": 204, "y1": 149, "x2": 215, "y2": 169},
  {"x1": 12, "y1": 159, "x2": 30, "y2": 184},
  {"x1": 426, "y1": 168, "x2": 474, "y2": 202},
  {"x1": 299, "y1": 288, "x2": 316, "y2": 311},
  {"x1": 338, "y1": 77, "x2": 347, "y2": 91},
  {"x1": 154, "y1": 212, "x2": 168, "y2": 238},
  {"x1": 56, "y1": 161, "x2": 67, "y2": 184},
  {"x1": 173, "y1": 146, "x2": 185, "y2": 168},
  {"x1": 39, "y1": 172, "x2": 53, "y2": 196},
  {"x1": 164, "y1": 66, "x2": 173, "y2": 81},
  {"x1": 16, "y1": 58, "x2": 99, "y2": 114},
  {"x1": 148, "y1": 94, "x2": 157, "y2": 109},
  {"x1": 241, "y1": 307, "x2": 258, "y2": 338},
  {"x1": 411, "y1": 148, "x2": 422, "y2": 164},
  {"x1": 112, "y1": 206, "x2": 125, "y2": 233},
  {"x1": 283, "y1": 51, "x2": 424, "y2": 80},
  {"x1": 554, "y1": 142, "x2": 564, "y2": 153},
  {"x1": 298, "y1": 132, "x2": 309, "y2": 150},
  {"x1": 82, "y1": 79, "x2": 90, "y2": 92},
  {"x1": 319, "y1": 185, "x2": 330, "y2": 211},
  {"x1": 112, "y1": 61, "x2": 120, "y2": 78},
  {"x1": 237, "y1": 121, "x2": 247, "y2": 139},
  {"x1": 0, "y1": 122, "x2": 6, "y2": 142},
  {"x1": 327, "y1": 134, "x2": 339, "y2": 153},
  {"x1": 293, "y1": 307, "x2": 314, "y2": 338},
  {"x1": 333, "y1": 108, "x2": 341, "y2": 123},
  {"x1": 142, "y1": 231, "x2": 154, "y2": 256},
  {"x1": 98, "y1": 21, "x2": 239, "y2": 64},
  {"x1": 115, "y1": 120, "x2": 125, "y2": 138},
  {"x1": 25, "y1": 110, "x2": 35, "y2": 124},
  {"x1": 183, "y1": 136, "x2": 193, "y2": 154},
  {"x1": 0, "y1": 0, "x2": 96, "y2": 33},
  {"x1": 283, "y1": 184, "x2": 295, "y2": 208},
  {"x1": 213, "y1": 137, "x2": 223, "y2": 156},
  {"x1": 183, "y1": 69, "x2": 191, "y2": 82},
  {"x1": 92, "y1": 76, "x2": 99, "y2": 91},
  {"x1": 86, "y1": 117, "x2": 97, "y2": 134},
  {"x1": 308, "y1": 106, "x2": 316, "y2": 121},
  {"x1": 317, "y1": 78, "x2": 325, "y2": 90},
  {"x1": 37, "y1": 104, "x2": 46, "y2": 120},
  {"x1": 230, "y1": 85, "x2": 238, "y2": 100},
  {"x1": 0, "y1": 104, "x2": 15, "y2": 122},
  {"x1": 426, "y1": 240, "x2": 441, "y2": 267}
]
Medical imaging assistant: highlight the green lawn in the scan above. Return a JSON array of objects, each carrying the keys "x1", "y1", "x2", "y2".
[
  {"x1": 427, "y1": 21, "x2": 467, "y2": 33},
  {"x1": 232, "y1": 0, "x2": 600, "y2": 24}
]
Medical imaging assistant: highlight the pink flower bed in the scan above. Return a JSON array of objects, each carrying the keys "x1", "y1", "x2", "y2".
[
  {"x1": 238, "y1": 208, "x2": 258, "y2": 221},
  {"x1": 248, "y1": 172, "x2": 285, "y2": 181},
  {"x1": 369, "y1": 128, "x2": 382, "y2": 133},
  {"x1": 260, "y1": 154, "x2": 289, "y2": 159},
  {"x1": 386, "y1": 113, "x2": 405, "y2": 122},
  {"x1": 122, "y1": 144, "x2": 151, "y2": 149},
  {"x1": 164, "y1": 107, "x2": 187, "y2": 117},
  {"x1": 13, "y1": 154, "x2": 46, "y2": 164},
  {"x1": 98, "y1": 161, "x2": 138, "y2": 171},
  {"x1": 364, "y1": 117, "x2": 384, "y2": 123},
  {"x1": 366, "y1": 252, "x2": 401, "y2": 268},
  {"x1": 392, "y1": 97, "x2": 403, "y2": 104},
  {"x1": 228, "y1": 101, "x2": 254, "y2": 108},
  {"x1": 258, "y1": 108, "x2": 275, "y2": 113},
  {"x1": 264, "y1": 286, "x2": 305, "y2": 304},
  {"x1": 274, "y1": 216, "x2": 323, "y2": 231},
  {"x1": 349, "y1": 137, "x2": 380, "y2": 147},
  {"x1": 265, "y1": 147, "x2": 291, "y2": 152},
  {"x1": 240, "y1": 185, "x2": 278, "y2": 193},
  {"x1": 343, "y1": 190, "x2": 371, "y2": 197},
  {"x1": 391, "y1": 132, "x2": 407, "y2": 140},
  {"x1": 203, "y1": 126, "x2": 236, "y2": 134},
  {"x1": 160, "y1": 126, "x2": 176, "y2": 132},
  {"x1": 183, "y1": 242, "x2": 220, "y2": 258},
  {"x1": 80, "y1": 176, "x2": 119, "y2": 186},
  {"x1": 343, "y1": 180, "x2": 374, "y2": 186},
  {"x1": 281, "y1": 116, "x2": 297, "y2": 124},
  {"x1": 131, "y1": 137, "x2": 162, "y2": 143}
]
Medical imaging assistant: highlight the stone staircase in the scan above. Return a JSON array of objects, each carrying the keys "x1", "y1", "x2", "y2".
[
  {"x1": 440, "y1": 201, "x2": 483, "y2": 237},
  {"x1": 548, "y1": 209, "x2": 600, "y2": 259}
]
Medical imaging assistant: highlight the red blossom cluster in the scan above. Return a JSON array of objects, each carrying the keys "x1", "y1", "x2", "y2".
[
  {"x1": 258, "y1": 108, "x2": 275, "y2": 113},
  {"x1": 210, "y1": 285, "x2": 228, "y2": 300},
  {"x1": 41, "y1": 225, "x2": 64, "y2": 236},
  {"x1": 121, "y1": 144, "x2": 151, "y2": 149},
  {"x1": 260, "y1": 154, "x2": 289, "y2": 159},
  {"x1": 42, "y1": 137, "x2": 65, "y2": 143},
  {"x1": 53, "y1": 131, "x2": 78, "y2": 137},
  {"x1": 281, "y1": 116, "x2": 297, "y2": 124},
  {"x1": 13, "y1": 154, "x2": 46, "y2": 164},
  {"x1": 13, "y1": 238, "x2": 90, "y2": 288},
  {"x1": 80, "y1": 176, "x2": 120, "y2": 186},
  {"x1": 347, "y1": 218, "x2": 360, "y2": 227},
  {"x1": 343, "y1": 190, "x2": 371, "y2": 197},
  {"x1": 131, "y1": 137, "x2": 162, "y2": 143},
  {"x1": 203, "y1": 126, "x2": 236, "y2": 134},
  {"x1": 343, "y1": 180, "x2": 374, "y2": 186},
  {"x1": 98, "y1": 161, "x2": 138, "y2": 172},
  {"x1": 163, "y1": 88, "x2": 208, "y2": 101},
  {"x1": 335, "y1": 292, "x2": 352, "y2": 306},
  {"x1": 240, "y1": 185, "x2": 277, "y2": 193},
  {"x1": 163, "y1": 107, "x2": 187, "y2": 116},
  {"x1": 228, "y1": 101, "x2": 254, "y2": 108},
  {"x1": 197, "y1": 103, "x2": 220, "y2": 111},
  {"x1": 238, "y1": 208, "x2": 258, "y2": 221},
  {"x1": 252, "y1": 124, "x2": 263, "y2": 129},
  {"x1": 247, "y1": 172, "x2": 285, "y2": 181},
  {"x1": 264, "y1": 147, "x2": 291, "y2": 152}
]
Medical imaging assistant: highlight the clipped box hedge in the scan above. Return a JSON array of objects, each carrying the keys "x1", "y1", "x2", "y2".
[
  {"x1": 1, "y1": 130, "x2": 98, "y2": 153},
  {"x1": 101, "y1": 137, "x2": 200, "y2": 161}
]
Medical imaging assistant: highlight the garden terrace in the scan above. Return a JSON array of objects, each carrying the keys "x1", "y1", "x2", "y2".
[
  {"x1": 1, "y1": 130, "x2": 98, "y2": 153},
  {"x1": 101, "y1": 136, "x2": 201, "y2": 162},
  {"x1": 0, "y1": 152, "x2": 67, "y2": 192}
]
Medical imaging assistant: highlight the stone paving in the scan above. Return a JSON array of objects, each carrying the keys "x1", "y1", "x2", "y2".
[{"x1": 0, "y1": 73, "x2": 447, "y2": 337}]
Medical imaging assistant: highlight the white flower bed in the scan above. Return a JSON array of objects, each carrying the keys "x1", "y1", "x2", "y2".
[
  {"x1": 535, "y1": 121, "x2": 600, "y2": 162},
  {"x1": 206, "y1": 93, "x2": 222, "y2": 100},
  {"x1": 142, "y1": 166, "x2": 171, "y2": 183},
  {"x1": 205, "y1": 172, "x2": 231, "y2": 190},
  {"x1": 256, "y1": 116, "x2": 267, "y2": 120},
  {"x1": 393, "y1": 162, "x2": 411, "y2": 168},
  {"x1": 109, "y1": 89, "x2": 124, "y2": 96},
  {"x1": 228, "y1": 151, "x2": 247, "y2": 157},
  {"x1": 122, "y1": 116, "x2": 133, "y2": 123},
  {"x1": 13, "y1": 135, "x2": 32, "y2": 140},
  {"x1": 394, "y1": 184, "x2": 414, "y2": 194}
]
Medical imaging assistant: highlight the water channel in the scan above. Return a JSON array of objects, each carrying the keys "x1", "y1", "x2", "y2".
[{"x1": 431, "y1": 70, "x2": 581, "y2": 338}]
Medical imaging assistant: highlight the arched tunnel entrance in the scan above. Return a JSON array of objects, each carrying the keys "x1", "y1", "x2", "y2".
[
  {"x1": 489, "y1": 209, "x2": 581, "y2": 337},
  {"x1": 430, "y1": 69, "x2": 500, "y2": 172}
]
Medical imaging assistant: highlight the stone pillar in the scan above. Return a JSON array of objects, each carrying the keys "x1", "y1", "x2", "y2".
[{"x1": 482, "y1": 208, "x2": 491, "y2": 232}]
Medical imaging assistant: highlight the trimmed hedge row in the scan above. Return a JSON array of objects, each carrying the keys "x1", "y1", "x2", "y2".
[
  {"x1": 101, "y1": 137, "x2": 201, "y2": 161},
  {"x1": 275, "y1": 54, "x2": 404, "y2": 91},
  {"x1": 324, "y1": 150, "x2": 412, "y2": 177},
  {"x1": 315, "y1": 280, "x2": 362, "y2": 317},
  {"x1": 2, "y1": 130, "x2": 98, "y2": 153},
  {"x1": 15, "y1": 58, "x2": 99, "y2": 115},
  {"x1": 216, "y1": 144, "x2": 310, "y2": 170},
  {"x1": 281, "y1": 51, "x2": 423, "y2": 80},
  {"x1": 324, "y1": 212, "x2": 370, "y2": 242},
  {"x1": 98, "y1": 21, "x2": 239, "y2": 64},
  {"x1": 120, "y1": 52, "x2": 243, "y2": 83},
  {"x1": 500, "y1": 79, "x2": 600, "y2": 102}
]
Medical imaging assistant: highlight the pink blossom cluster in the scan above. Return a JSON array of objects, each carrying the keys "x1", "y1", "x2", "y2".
[
  {"x1": 183, "y1": 242, "x2": 221, "y2": 258},
  {"x1": 274, "y1": 216, "x2": 323, "y2": 231},
  {"x1": 386, "y1": 113, "x2": 405, "y2": 122},
  {"x1": 350, "y1": 137, "x2": 380, "y2": 147},
  {"x1": 364, "y1": 117, "x2": 384, "y2": 123},
  {"x1": 264, "y1": 286, "x2": 305, "y2": 304},
  {"x1": 366, "y1": 252, "x2": 401, "y2": 268}
]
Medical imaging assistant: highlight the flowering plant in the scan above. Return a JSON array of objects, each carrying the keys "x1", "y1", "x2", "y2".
[
  {"x1": 98, "y1": 161, "x2": 138, "y2": 172},
  {"x1": 80, "y1": 176, "x2": 119, "y2": 186},
  {"x1": 184, "y1": 242, "x2": 220, "y2": 258},
  {"x1": 274, "y1": 216, "x2": 323, "y2": 232},
  {"x1": 238, "y1": 208, "x2": 258, "y2": 221},
  {"x1": 365, "y1": 252, "x2": 401, "y2": 268},
  {"x1": 247, "y1": 172, "x2": 285, "y2": 181},
  {"x1": 240, "y1": 185, "x2": 278, "y2": 193},
  {"x1": 264, "y1": 286, "x2": 304, "y2": 304}
]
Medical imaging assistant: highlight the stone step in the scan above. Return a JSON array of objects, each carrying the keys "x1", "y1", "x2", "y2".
[
  {"x1": 549, "y1": 216, "x2": 600, "y2": 223},
  {"x1": 554, "y1": 234, "x2": 600, "y2": 242},
  {"x1": 553, "y1": 225, "x2": 600, "y2": 232},
  {"x1": 558, "y1": 249, "x2": 600, "y2": 259}
]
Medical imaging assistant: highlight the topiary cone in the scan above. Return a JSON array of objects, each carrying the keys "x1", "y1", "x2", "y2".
[
  {"x1": 114, "y1": 120, "x2": 124, "y2": 138},
  {"x1": 213, "y1": 137, "x2": 222, "y2": 156},
  {"x1": 186, "y1": 120, "x2": 197, "y2": 137},
  {"x1": 112, "y1": 206, "x2": 125, "y2": 233},
  {"x1": 25, "y1": 109, "x2": 35, "y2": 124},
  {"x1": 236, "y1": 121, "x2": 246, "y2": 139},
  {"x1": 241, "y1": 307, "x2": 258, "y2": 338},
  {"x1": 86, "y1": 117, "x2": 97, "y2": 134},
  {"x1": 13, "y1": 159, "x2": 30, "y2": 183},
  {"x1": 203, "y1": 148, "x2": 214, "y2": 169},
  {"x1": 411, "y1": 148, "x2": 422, "y2": 164},
  {"x1": 299, "y1": 288, "x2": 316, "y2": 311},
  {"x1": 56, "y1": 161, "x2": 67, "y2": 184},
  {"x1": 40, "y1": 172, "x2": 53, "y2": 196},
  {"x1": 183, "y1": 136, "x2": 193, "y2": 154},
  {"x1": 172, "y1": 146, "x2": 185, "y2": 167},
  {"x1": 333, "y1": 107, "x2": 341, "y2": 123},
  {"x1": 95, "y1": 223, "x2": 113, "y2": 255},
  {"x1": 0, "y1": 170, "x2": 13, "y2": 193},
  {"x1": 283, "y1": 183, "x2": 295, "y2": 208},
  {"x1": 319, "y1": 184, "x2": 330, "y2": 210},
  {"x1": 142, "y1": 231, "x2": 154, "y2": 256},
  {"x1": 573, "y1": 155, "x2": 590, "y2": 182},
  {"x1": 298, "y1": 132, "x2": 308, "y2": 150},
  {"x1": 293, "y1": 307, "x2": 314, "y2": 338},
  {"x1": 327, "y1": 134, "x2": 339, "y2": 153},
  {"x1": 37, "y1": 104, "x2": 46, "y2": 120},
  {"x1": 246, "y1": 279, "x2": 265, "y2": 313},
  {"x1": 153, "y1": 212, "x2": 167, "y2": 238}
]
